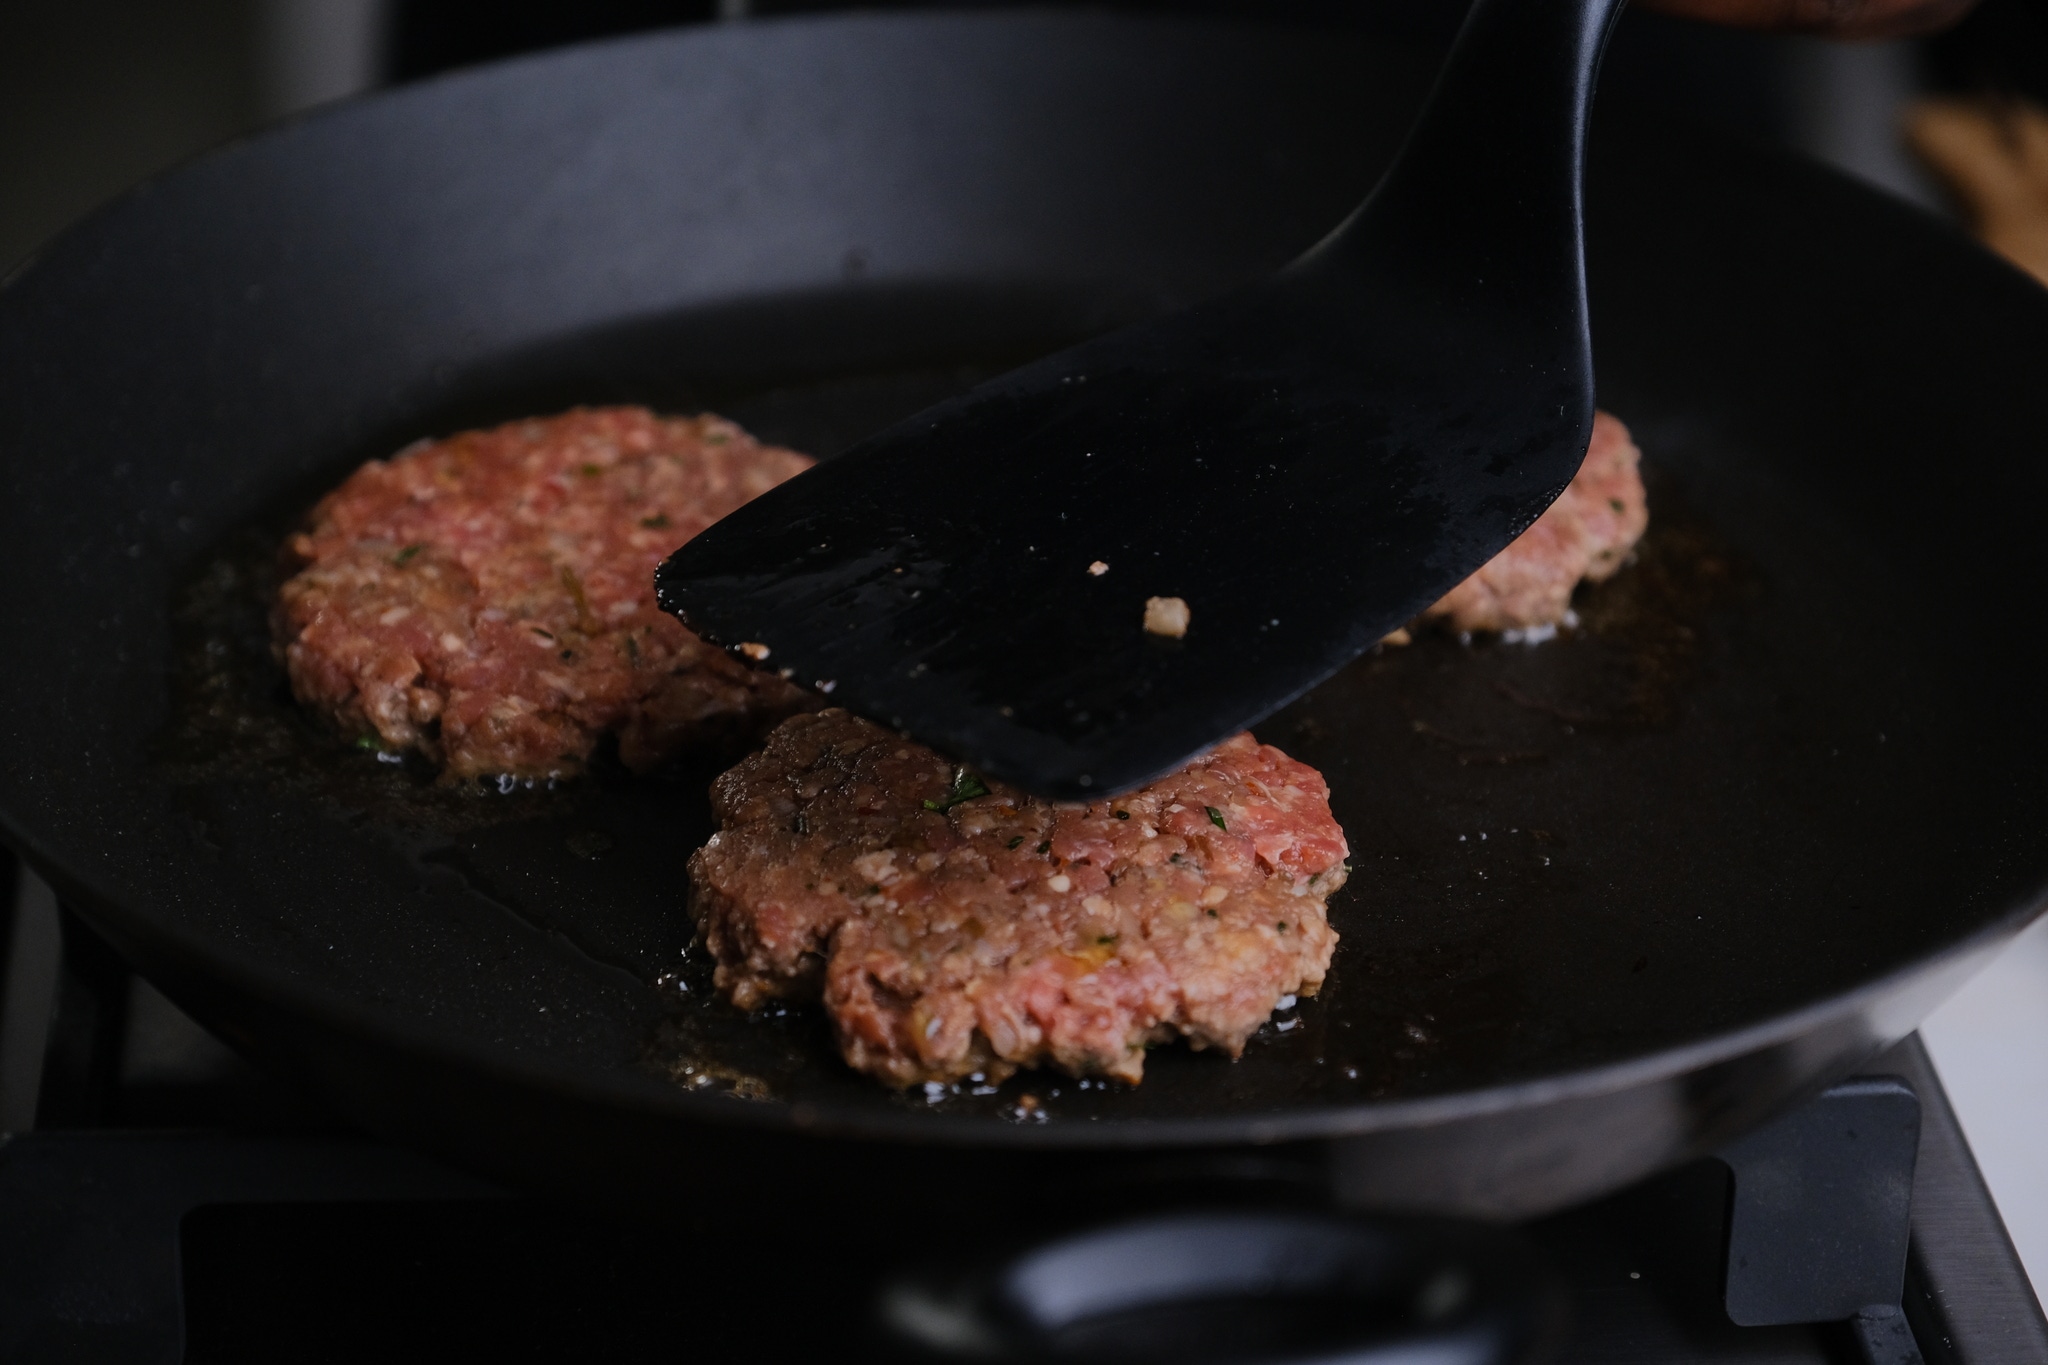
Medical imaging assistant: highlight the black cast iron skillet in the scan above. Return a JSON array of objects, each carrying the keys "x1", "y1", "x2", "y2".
[{"x1": 2, "y1": 12, "x2": 2046, "y2": 1221}]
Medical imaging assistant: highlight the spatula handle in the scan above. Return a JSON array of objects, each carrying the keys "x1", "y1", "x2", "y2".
[{"x1": 1304, "y1": 0, "x2": 1628, "y2": 322}]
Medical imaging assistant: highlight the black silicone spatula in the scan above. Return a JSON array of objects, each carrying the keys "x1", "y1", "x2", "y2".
[{"x1": 659, "y1": 0, "x2": 1626, "y2": 798}]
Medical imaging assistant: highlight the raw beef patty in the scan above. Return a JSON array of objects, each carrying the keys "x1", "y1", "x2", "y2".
[
  {"x1": 1424, "y1": 409, "x2": 1649, "y2": 633},
  {"x1": 275, "y1": 407, "x2": 817, "y2": 781},
  {"x1": 690, "y1": 709, "x2": 1350, "y2": 1087}
]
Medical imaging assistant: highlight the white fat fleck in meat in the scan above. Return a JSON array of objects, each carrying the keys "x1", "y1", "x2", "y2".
[{"x1": 851, "y1": 850, "x2": 899, "y2": 885}]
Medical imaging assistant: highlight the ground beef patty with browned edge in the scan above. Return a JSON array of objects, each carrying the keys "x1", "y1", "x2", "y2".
[
  {"x1": 690, "y1": 709, "x2": 1349, "y2": 1087},
  {"x1": 1421, "y1": 409, "x2": 1649, "y2": 634},
  {"x1": 275, "y1": 407, "x2": 818, "y2": 781}
]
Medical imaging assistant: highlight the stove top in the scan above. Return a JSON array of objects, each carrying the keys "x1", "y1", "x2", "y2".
[{"x1": 2, "y1": 861, "x2": 2042, "y2": 1364}]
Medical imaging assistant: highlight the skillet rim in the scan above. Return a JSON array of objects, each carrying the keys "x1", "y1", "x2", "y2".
[{"x1": 7, "y1": 818, "x2": 2040, "y2": 1150}]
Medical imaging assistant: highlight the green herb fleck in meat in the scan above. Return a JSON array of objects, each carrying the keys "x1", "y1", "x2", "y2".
[
  {"x1": 640, "y1": 514, "x2": 670, "y2": 529},
  {"x1": 392, "y1": 543, "x2": 425, "y2": 566},
  {"x1": 923, "y1": 766, "x2": 991, "y2": 812},
  {"x1": 1206, "y1": 806, "x2": 1228, "y2": 831},
  {"x1": 1006, "y1": 836, "x2": 1025, "y2": 849}
]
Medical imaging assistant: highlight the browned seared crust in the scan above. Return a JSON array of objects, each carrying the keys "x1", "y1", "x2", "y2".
[
  {"x1": 274, "y1": 407, "x2": 818, "y2": 781},
  {"x1": 689, "y1": 710, "x2": 1349, "y2": 1087}
]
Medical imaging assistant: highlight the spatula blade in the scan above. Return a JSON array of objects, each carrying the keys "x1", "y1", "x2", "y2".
[{"x1": 658, "y1": 282, "x2": 1589, "y2": 797}]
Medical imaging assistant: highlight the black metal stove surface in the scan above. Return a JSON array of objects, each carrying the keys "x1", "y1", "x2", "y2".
[{"x1": 1, "y1": 857, "x2": 2042, "y2": 1364}]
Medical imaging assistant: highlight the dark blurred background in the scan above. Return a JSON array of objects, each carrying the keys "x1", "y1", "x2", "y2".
[{"x1": 5, "y1": 0, "x2": 2048, "y2": 277}]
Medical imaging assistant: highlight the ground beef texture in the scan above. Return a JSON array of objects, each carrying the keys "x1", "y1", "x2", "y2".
[
  {"x1": 1424, "y1": 409, "x2": 1649, "y2": 633},
  {"x1": 689, "y1": 709, "x2": 1349, "y2": 1088},
  {"x1": 274, "y1": 407, "x2": 817, "y2": 781}
]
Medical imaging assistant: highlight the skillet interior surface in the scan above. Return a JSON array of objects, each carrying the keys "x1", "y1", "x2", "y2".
[{"x1": 2, "y1": 13, "x2": 2048, "y2": 1170}]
